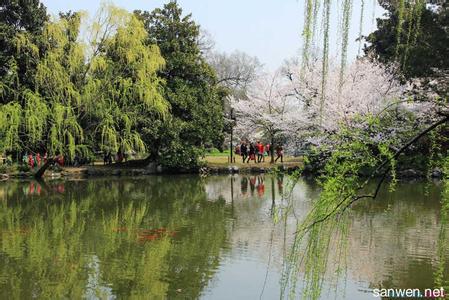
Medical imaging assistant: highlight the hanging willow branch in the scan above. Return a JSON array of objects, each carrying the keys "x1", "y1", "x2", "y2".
[
  {"x1": 402, "y1": 0, "x2": 425, "y2": 69},
  {"x1": 339, "y1": 0, "x2": 353, "y2": 88},
  {"x1": 320, "y1": 0, "x2": 331, "y2": 125},
  {"x1": 300, "y1": 115, "x2": 449, "y2": 233},
  {"x1": 358, "y1": 0, "x2": 365, "y2": 56},
  {"x1": 302, "y1": 0, "x2": 315, "y2": 72}
]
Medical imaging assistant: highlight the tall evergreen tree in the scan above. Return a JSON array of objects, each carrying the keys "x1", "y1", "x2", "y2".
[
  {"x1": 135, "y1": 1, "x2": 224, "y2": 169},
  {"x1": 365, "y1": 1, "x2": 449, "y2": 79}
]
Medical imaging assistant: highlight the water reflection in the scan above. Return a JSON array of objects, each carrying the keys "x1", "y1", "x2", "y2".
[
  {"x1": 348, "y1": 182, "x2": 449, "y2": 295},
  {"x1": 0, "y1": 176, "x2": 231, "y2": 299},
  {"x1": 0, "y1": 176, "x2": 447, "y2": 299}
]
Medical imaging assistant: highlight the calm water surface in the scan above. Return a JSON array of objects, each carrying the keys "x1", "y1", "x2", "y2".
[{"x1": 0, "y1": 175, "x2": 447, "y2": 299}]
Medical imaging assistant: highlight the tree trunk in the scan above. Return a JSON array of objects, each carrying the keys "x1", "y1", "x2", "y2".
[{"x1": 34, "y1": 159, "x2": 55, "y2": 179}]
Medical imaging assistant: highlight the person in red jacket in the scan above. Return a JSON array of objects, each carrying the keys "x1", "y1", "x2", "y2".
[
  {"x1": 36, "y1": 153, "x2": 41, "y2": 167},
  {"x1": 55, "y1": 153, "x2": 64, "y2": 166},
  {"x1": 28, "y1": 154, "x2": 34, "y2": 169}
]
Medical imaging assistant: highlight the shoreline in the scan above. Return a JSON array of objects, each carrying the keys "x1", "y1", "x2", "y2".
[
  {"x1": 0, "y1": 164, "x2": 440, "y2": 181},
  {"x1": 0, "y1": 163, "x2": 302, "y2": 180}
]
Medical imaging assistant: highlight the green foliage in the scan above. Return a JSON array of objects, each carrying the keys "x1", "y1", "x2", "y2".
[
  {"x1": 378, "y1": 143, "x2": 397, "y2": 191},
  {"x1": 282, "y1": 121, "x2": 385, "y2": 299},
  {"x1": 84, "y1": 5, "x2": 168, "y2": 154},
  {"x1": 0, "y1": 102, "x2": 21, "y2": 151},
  {"x1": 320, "y1": 0, "x2": 331, "y2": 123},
  {"x1": 301, "y1": 0, "x2": 314, "y2": 70},
  {"x1": 0, "y1": 1, "x2": 229, "y2": 168},
  {"x1": 0, "y1": 0, "x2": 48, "y2": 93},
  {"x1": 135, "y1": 2, "x2": 224, "y2": 168},
  {"x1": 0, "y1": 177, "x2": 230, "y2": 298},
  {"x1": 358, "y1": 0, "x2": 365, "y2": 55},
  {"x1": 0, "y1": 3, "x2": 172, "y2": 162},
  {"x1": 282, "y1": 112, "x2": 449, "y2": 299},
  {"x1": 340, "y1": 0, "x2": 352, "y2": 88},
  {"x1": 365, "y1": 1, "x2": 449, "y2": 79}
]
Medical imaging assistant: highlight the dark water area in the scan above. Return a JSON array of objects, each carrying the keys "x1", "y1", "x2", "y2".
[{"x1": 0, "y1": 175, "x2": 447, "y2": 299}]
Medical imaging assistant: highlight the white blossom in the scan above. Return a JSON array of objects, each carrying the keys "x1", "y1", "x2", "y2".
[{"x1": 231, "y1": 71, "x2": 306, "y2": 147}]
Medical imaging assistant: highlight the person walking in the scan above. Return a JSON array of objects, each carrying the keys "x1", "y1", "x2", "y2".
[
  {"x1": 257, "y1": 141, "x2": 264, "y2": 163},
  {"x1": 254, "y1": 141, "x2": 259, "y2": 163},
  {"x1": 275, "y1": 145, "x2": 284, "y2": 163},
  {"x1": 240, "y1": 141, "x2": 248, "y2": 163},
  {"x1": 248, "y1": 142, "x2": 256, "y2": 163}
]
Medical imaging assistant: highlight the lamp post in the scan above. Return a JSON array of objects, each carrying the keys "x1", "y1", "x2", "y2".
[{"x1": 229, "y1": 108, "x2": 236, "y2": 163}]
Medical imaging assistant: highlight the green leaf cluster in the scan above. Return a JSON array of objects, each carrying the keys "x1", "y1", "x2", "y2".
[{"x1": 0, "y1": 1, "x2": 225, "y2": 168}]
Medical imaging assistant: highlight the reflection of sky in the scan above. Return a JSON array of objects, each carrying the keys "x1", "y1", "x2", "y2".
[
  {"x1": 203, "y1": 176, "x2": 447, "y2": 299},
  {"x1": 202, "y1": 255, "x2": 376, "y2": 300},
  {"x1": 41, "y1": 0, "x2": 385, "y2": 70},
  {"x1": 203, "y1": 175, "x2": 374, "y2": 299},
  {"x1": 85, "y1": 255, "x2": 115, "y2": 300}
]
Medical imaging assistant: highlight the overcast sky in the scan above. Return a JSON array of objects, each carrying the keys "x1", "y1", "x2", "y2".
[{"x1": 41, "y1": 0, "x2": 385, "y2": 70}]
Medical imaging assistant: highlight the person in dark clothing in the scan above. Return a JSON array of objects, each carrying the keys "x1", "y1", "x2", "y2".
[
  {"x1": 104, "y1": 151, "x2": 112, "y2": 165},
  {"x1": 254, "y1": 142, "x2": 259, "y2": 163},
  {"x1": 275, "y1": 145, "x2": 284, "y2": 163},
  {"x1": 248, "y1": 143, "x2": 256, "y2": 163},
  {"x1": 240, "y1": 141, "x2": 248, "y2": 163}
]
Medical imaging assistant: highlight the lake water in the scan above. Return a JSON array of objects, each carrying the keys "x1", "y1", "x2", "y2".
[{"x1": 0, "y1": 175, "x2": 447, "y2": 299}]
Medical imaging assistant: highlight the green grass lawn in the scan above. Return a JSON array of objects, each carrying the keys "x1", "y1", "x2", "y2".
[{"x1": 206, "y1": 149, "x2": 231, "y2": 157}]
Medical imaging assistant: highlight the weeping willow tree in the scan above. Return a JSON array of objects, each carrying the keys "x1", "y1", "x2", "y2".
[
  {"x1": 0, "y1": 3, "x2": 168, "y2": 160},
  {"x1": 82, "y1": 4, "x2": 168, "y2": 154},
  {"x1": 0, "y1": 13, "x2": 84, "y2": 159},
  {"x1": 34, "y1": 12, "x2": 85, "y2": 159},
  {"x1": 285, "y1": 0, "x2": 448, "y2": 299}
]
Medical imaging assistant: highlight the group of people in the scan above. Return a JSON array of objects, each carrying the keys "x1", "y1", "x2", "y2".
[
  {"x1": 235, "y1": 140, "x2": 284, "y2": 163},
  {"x1": 23, "y1": 152, "x2": 46, "y2": 169},
  {"x1": 103, "y1": 150, "x2": 127, "y2": 165},
  {"x1": 22, "y1": 152, "x2": 64, "y2": 169}
]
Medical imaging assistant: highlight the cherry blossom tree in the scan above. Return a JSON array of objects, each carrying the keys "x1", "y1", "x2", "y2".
[
  {"x1": 284, "y1": 57, "x2": 405, "y2": 132},
  {"x1": 231, "y1": 71, "x2": 304, "y2": 162},
  {"x1": 232, "y1": 58, "x2": 418, "y2": 158}
]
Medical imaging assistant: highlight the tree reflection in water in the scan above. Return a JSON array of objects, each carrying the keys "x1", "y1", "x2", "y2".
[
  {"x1": 0, "y1": 175, "x2": 448, "y2": 299},
  {"x1": 0, "y1": 177, "x2": 231, "y2": 299}
]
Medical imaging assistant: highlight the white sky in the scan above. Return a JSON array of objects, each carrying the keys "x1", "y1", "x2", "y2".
[{"x1": 41, "y1": 0, "x2": 385, "y2": 70}]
